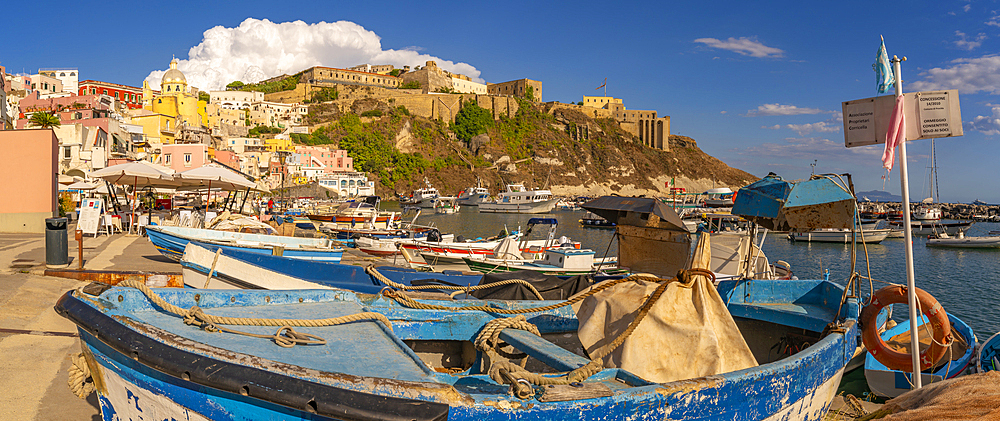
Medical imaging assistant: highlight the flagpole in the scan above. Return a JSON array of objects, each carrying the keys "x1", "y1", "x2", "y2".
[{"x1": 893, "y1": 54, "x2": 922, "y2": 389}]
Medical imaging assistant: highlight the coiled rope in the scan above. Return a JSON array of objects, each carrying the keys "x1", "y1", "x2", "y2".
[
  {"x1": 365, "y1": 264, "x2": 544, "y2": 300},
  {"x1": 117, "y1": 279, "x2": 393, "y2": 347},
  {"x1": 67, "y1": 352, "x2": 94, "y2": 399},
  {"x1": 469, "y1": 269, "x2": 712, "y2": 399}
]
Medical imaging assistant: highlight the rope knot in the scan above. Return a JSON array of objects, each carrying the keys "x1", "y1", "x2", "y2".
[{"x1": 183, "y1": 306, "x2": 220, "y2": 332}]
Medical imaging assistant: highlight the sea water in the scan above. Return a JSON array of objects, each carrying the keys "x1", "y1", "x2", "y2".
[{"x1": 392, "y1": 204, "x2": 1000, "y2": 339}]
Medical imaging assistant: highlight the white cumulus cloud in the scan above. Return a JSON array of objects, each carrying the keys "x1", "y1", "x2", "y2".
[
  {"x1": 785, "y1": 121, "x2": 841, "y2": 136},
  {"x1": 908, "y1": 55, "x2": 1000, "y2": 94},
  {"x1": 144, "y1": 18, "x2": 483, "y2": 91},
  {"x1": 693, "y1": 37, "x2": 784, "y2": 58},
  {"x1": 745, "y1": 103, "x2": 827, "y2": 116},
  {"x1": 966, "y1": 103, "x2": 1000, "y2": 135}
]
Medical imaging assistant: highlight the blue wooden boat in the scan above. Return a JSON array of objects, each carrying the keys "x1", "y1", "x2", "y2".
[
  {"x1": 146, "y1": 225, "x2": 343, "y2": 262},
  {"x1": 864, "y1": 312, "x2": 977, "y2": 397},
  {"x1": 57, "y1": 275, "x2": 859, "y2": 421},
  {"x1": 977, "y1": 332, "x2": 1000, "y2": 372},
  {"x1": 181, "y1": 241, "x2": 482, "y2": 293}
]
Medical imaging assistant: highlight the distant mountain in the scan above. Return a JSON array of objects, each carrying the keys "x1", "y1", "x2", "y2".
[{"x1": 857, "y1": 190, "x2": 901, "y2": 202}]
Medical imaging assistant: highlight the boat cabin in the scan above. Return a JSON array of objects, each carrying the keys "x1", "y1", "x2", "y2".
[{"x1": 539, "y1": 247, "x2": 595, "y2": 268}]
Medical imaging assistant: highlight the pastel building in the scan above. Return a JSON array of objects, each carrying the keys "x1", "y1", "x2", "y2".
[
  {"x1": 582, "y1": 96, "x2": 622, "y2": 109},
  {"x1": 160, "y1": 143, "x2": 209, "y2": 172},
  {"x1": 38, "y1": 68, "x2": 78, "y2": 93},
  {"x1": 290, "y1": 146, "x2": 353, "y2": 179},
  {"x1": 79, "y1": 80, "x2": 144, "y2": 109},
  {"x1": 210, "y1": 91, "x2": 263, "y2": 110},
  {"x1": 142, "y1": 58, "x2": 204, "y2": 129},
  {"x1": 0, "y1": 129, "x2": 59, "y2": 233},
  {"x1": 488, "y1": 79, "x2": 542, "y2": 102}
]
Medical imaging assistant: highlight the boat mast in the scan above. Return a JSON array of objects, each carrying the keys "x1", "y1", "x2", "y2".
[{"x1": 931, "y1": 138, "x2": 939, "y2": 203}]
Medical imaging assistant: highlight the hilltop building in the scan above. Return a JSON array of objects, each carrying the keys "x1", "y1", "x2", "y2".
[
  {"x1": 568, "y1": 95, "x2": 670, "y2": 151},
  {"x1": 38, "y1": 68, "x2": 78, "y2": 94},
  {"x1": 142, "y1": 58, "x2": 205, "y2": 130},
  {"x1": 300, "y1": 66, "x2": 401, "y2": 90},
  {"x1": 583, "y1": 96, "x2": 622, "y2": 109},
  {"x1": 399, "y1": 61, "x2": 487, "y2": 94},
  {"x1": 488, "y1": 79, "x2": 542, "y2": 102},
  {"x1": 348, "y1": 64, "x2": 395, "y2": 75}
]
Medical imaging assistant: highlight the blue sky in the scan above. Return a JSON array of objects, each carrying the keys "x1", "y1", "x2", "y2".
[{"x1": 6, "y1": 0, "x2": 1000, "y2": 202}]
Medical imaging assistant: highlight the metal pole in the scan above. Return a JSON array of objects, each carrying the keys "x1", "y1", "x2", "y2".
[{"x1": 893, "y1": 55, "x2": 922, "y2": 389}]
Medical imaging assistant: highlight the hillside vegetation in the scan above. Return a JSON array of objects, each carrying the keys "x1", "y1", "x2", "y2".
[{"x1": 282, "y1": 94, "x2": 755, "y2": 197}]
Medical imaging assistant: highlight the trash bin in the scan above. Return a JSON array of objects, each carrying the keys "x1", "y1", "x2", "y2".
[{"x1": 45, "y1": 217, "x2": 68, "y2": 266}]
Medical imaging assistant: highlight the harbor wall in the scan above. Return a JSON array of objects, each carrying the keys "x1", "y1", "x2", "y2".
[{"x1": 0, "y1": 129, "x2": 59, "y2": 233}]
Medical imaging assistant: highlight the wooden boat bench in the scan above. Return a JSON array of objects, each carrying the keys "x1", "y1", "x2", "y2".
[
  {"x1": 727, "y1": 302, "x2": 835, "y2": 333},
  {"x1": 498, "y1": 329, "x2": 590, "y2": 372}
]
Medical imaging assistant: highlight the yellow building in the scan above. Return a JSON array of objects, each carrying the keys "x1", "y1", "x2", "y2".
[
  {"x1": 142, "y1": 58, "x2": 208, "y2": 133},
  {"x1": 130, "y1": 110, "x2": 178, "y2": 147},
  {"x1": 264, "y1": 137, "x2": 295, "y2": 153},
  {"x1": 582, "y1": 96, "x2": 623, "y2": 109}
]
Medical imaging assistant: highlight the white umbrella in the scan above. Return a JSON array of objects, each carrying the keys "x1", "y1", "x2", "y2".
[
  {"x1": 176, "y1": 165, "x2": 256, "y2": 191},
  {"x1": 90, "y1": 161, "x2": 178, "y2": 233},
  {"x1": 65, "y1": 181, "x2": 99, "y2": 190}
]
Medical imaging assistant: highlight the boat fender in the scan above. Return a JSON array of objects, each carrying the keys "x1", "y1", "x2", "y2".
[{"x1": 861, "y1": 285, "x2": 953, "y2": 371}]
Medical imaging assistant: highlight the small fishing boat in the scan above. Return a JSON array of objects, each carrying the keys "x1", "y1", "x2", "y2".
[
  {"x1": 58, "y1": 237, "x2": 861, "y2": 421},
  {"x1": 402, "y1": 179, "x2": 441, "y2": 208},
  {"x1": 434, "y1": 196, "x2": 460, "y2": 214},
  {"x1": 463, "y1": 246, "x2": 623, "y2": 276},
  {"x1": 977, "y1": 332, "x2": 1000, "y2": 372},
  {"x1": 146, "y1": 225, "x2": 343, "y2": 262},
  {"x1": 579, "y1": 212, "x2": 615, "y2": 228},
  {"x1": 926, "y1": 231, "x2": 1000, "y2": 248},
  {"x1": 180, "y1": 241, "x2": 481, "y2": 292},
  {"x1": 888, "y1": 219, "x2": 974, "y2": 236},
  {"x1": 787, "y1": 228, "x2": 892, "y2": 244},
  {"x1": 702, "y1": 187, "x2": 736, "y2": 208},
  {"x1": 306, "y1": 197, "x2": 400, "y2": 229},
  {"x1": 479, "y1": 184, "x2": 559, "y2": 214},
  {"x1": 456, "y1": 183, "x2": 489, "y2": 206},
  {"x1": 864, "y1": 312, "x2": 976, "y2": 398}
]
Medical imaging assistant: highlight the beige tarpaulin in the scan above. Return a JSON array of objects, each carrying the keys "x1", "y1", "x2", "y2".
[{"x1": 573, "y1": 234, "x2": 758, "y2": 383}]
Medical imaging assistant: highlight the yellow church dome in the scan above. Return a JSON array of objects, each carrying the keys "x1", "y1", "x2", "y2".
[{"x1": 162, "y1": 58, "x2": 187, "y2": 85}]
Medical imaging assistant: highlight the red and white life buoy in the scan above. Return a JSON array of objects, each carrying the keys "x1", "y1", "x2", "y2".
[{"x1": 860, "y1": 285, "x2": 952, "y2": 371}]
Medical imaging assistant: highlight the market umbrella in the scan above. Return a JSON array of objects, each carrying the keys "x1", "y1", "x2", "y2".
[
  {"x1": 90, "y1": 161, "x2": 179, "y2": 233},
  {"x1": 176, "y1": 165, "x2": 256, "y2": 213}
]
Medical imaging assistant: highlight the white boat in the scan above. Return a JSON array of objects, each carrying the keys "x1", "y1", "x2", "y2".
[
  {"x1": 913, "y1": 203, "x2": 942, "y2": 221},
  {"x1": 927, "y1": 231, "x2": 1000, "y2": 248},
  {"x1": 463, "y1": 246, "x2": 623, "y2": 276},
  {"x1": 456, "y1": 184, "x2": 489, "y2": 206},
  {"x1": 479, "y1": 184, "x2": 559, "y2": 214},
  {"x1": 889, "y1": 219, "x2": 974, "y2": 236},
  {"x1": 787, "y1": 228, "x2": 892, "y2": 244},
  {"x1": 402, "y1": 179, "x2": 440, "y2": 208},
  {"x1": 433, "y1": 196, "x2": 460, "y2": 214},
  {"x1": 703, "y1": 187, "x2": 735, "y2": 208}
]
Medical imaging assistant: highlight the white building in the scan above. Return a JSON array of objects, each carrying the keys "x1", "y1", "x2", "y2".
[
  {"x1": 39, "y1": 68, "x2": 78, "y2": 94},
  {"x1": 451, "y1": 77, "x2": 487, "y2": 94},
  {"x1": 210, "y1": 91, "x2": 264, "y2": 110},
  {"x1": 318, "y1": 172, "x2": 375, "y2": 197}
]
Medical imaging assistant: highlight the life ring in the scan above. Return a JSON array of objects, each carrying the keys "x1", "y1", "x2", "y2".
[{"x1": 860, "y1": 285, "x2": 952, "y2": 371}]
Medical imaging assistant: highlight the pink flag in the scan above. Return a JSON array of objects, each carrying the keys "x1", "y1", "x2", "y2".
[{"x1": 882, "y1": 95, "x2": 905, "y2": 171}]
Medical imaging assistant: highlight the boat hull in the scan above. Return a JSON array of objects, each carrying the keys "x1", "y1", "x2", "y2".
[
  {"x1": 58, "y1": 278, "x2": 859, "y2": 421},
  {"x1": 479, "y1": 198, "x2": 559, "y2": 214},
  {"x1": 927, "y1": 236, "x2": 1000, "y2": 248},
  {"x1": 788, "y1": 229, "x2": 891, "y2": 244},
  {"x1": 146, "y1": 226, "x2": 342, "y2": 262}
]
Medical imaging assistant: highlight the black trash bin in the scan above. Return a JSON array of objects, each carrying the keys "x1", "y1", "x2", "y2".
[{"x1": 45, "y1": 217, "x2": 69, "y2": 266}]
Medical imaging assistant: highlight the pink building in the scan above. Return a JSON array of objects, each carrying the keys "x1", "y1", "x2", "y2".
[
  {"x1": 17, "y1": 92, "x2": 114, "y2": 129},
  {"x1": 160, "y1": 143, "x2": 208, "y2": 172},
  {"x1": 293, "y1": 146, "x2": 353, "y2": 174},
  {"x1": 0, "y1": 129, "x2": 59, "y2": 232},
  {"x1": 213, "y1": 150, "x2": 240, "y2": 171}
]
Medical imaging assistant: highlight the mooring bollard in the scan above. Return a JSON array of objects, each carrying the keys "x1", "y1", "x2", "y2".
[{"x1": 76, "y1": 230, "x2": 84, "y2": 270}]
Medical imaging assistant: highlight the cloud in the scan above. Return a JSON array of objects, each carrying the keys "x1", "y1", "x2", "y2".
[
  {"x1": 693, "y1": 37, "x2": 784, "y2": 58},
  {"x1": 785, "y1": 121, "x2": 841, "y2": 136},
  {"x1": 745, "y1": 103, "x2": 827, "y2": 116},
  {"x1": 966, "y1": 103, "x2": 1000, "y2": 135},
  {"x1": 954, "y1": 31, "x2": 986, "y2": 51},
  {"x1": 144, "y1": 18, "x2": 483, "y2": 91},
  {"x1": 987, "y1": 15, "x2": 1000, "y2": 27},
  {"x1": 763, "y1": 124, "x2": 781, "y2": 130},
  {"x1": 908, "y1": 55, "x2": 1000, "y2": 94},
  {"x1": 964, "y1": 4, "x2": 972, "y2": 12}
]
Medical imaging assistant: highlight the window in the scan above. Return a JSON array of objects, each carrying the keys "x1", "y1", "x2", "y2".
[
  {"x1": 184, "y1": 153, "x2": 192, "y2": 163},
  {"x1": 165, "y1": 154, "x2": 171, "y2": 164},
  {"x1": 114, "y1": 92, "x2": 119, "y2": 99},
  {"x1": 63, "y1": 146, "x2": 72, "y2": 159},
  {"x1": 90, "y1": 89, "x2": 96, "y2": 95},
  {"x1": 70, "y1": 72, "x2": 75, "y2": 76},
  {"x1": 103, "y1": 89, "x2": 108, "y2": 95}
]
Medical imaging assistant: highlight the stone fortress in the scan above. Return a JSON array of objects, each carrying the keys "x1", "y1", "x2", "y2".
[{"x1": 261, "y1": 60, "x2": 669, "y2": 151}]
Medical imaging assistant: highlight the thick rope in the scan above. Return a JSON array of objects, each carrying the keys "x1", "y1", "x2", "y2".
[
  {"x1": 117, "y1": 280, "x2": 393, "y2": 347},
  {"x1": 67, "y1": 352, "x2": 94, "y2": 399},
  {"x1": 365, "y1": 265, "x2": 544, "y2": 300},
  {"x1": 471, "y1": 269, "x2": 709, "y2": 398}
]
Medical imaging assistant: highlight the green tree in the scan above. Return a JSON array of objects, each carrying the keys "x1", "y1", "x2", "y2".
[
  {"x1": 226, "y1": 81, "x2": 245, "y2": 90},
  {"x1": 198, "y1": 91, "x2": 210, "y2": 102},
  {"x1": 399, "y1": 81, "x2": 421, "y2": 90},
  {"x1": 524, "y1": 86, "x2": 535, "y2": 102},
  {"x1": 389, "y1": 69, "x2": 403, "y2": 77},
  {"x1": 29, "y1": 111, "x2": 61, "y2": 129},
  {"x1": 434, "y1": 86, "x2": 456, "y2": 94},
  {"x1": 452, "y1": 101, "x2": 493, "y2": 142},
  {"x1": 306, "y1": 87, "x2": 338, "y2": 103}
]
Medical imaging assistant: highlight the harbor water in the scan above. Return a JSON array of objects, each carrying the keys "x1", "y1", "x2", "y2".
[{"x1": 389, "y1": 203, "x2": 1000, "y2": 339}]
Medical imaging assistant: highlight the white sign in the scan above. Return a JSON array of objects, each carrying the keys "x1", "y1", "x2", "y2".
[
  {"x1": 78, "y1": 198, "x2": 103, "y2": 235},
  {"x1": 842, "y1": 90, "x2": 962, "y2": 148}
]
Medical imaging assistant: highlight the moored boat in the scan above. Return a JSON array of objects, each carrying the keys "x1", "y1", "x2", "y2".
[
  {"x1": 146, "y1": 225, "x2": 343, "y2": 262},
  {"x1": 478, "y1": 184, "x2": 559, "y2": 214},
  {"x1": 787, "y1": 228, "x2": 892, "y2": 244},
  {"x1": 463, "y1": 247, "x2": 624, "y2": 276},
  {"x1": 456, "y1": 184, "x2": 490, "y2": 206},
  {"x1": 433, "y1": 196, "x2": 460, "y2": 214},
  {"x1": 926, "y1": 231, "x2": 1000, "y2": 248},
  {"x1": 888, "y1": 219, "x2": 974, "y2": 236}
]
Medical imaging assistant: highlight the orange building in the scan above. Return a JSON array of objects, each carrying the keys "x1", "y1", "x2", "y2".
[{"x1": 0, "y1": 129, "x2": 59, "y2": 232}]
